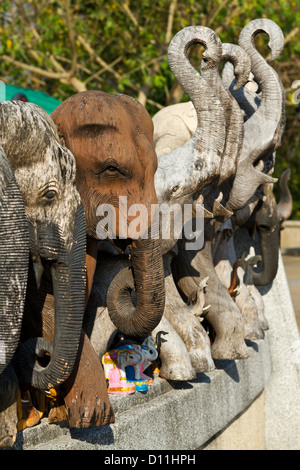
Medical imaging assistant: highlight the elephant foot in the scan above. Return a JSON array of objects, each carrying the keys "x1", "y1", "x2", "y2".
[
  {"x1": 60, "y1": 331, "x2": 115, "y2": 429},
  {"x1": 178, "y1": 319, "x2": 215, "y2": 373},
  {"x1": 247, "y1": 285, "x2": 269, "y2": 331},
  {"x1": 48, "y1": 402, "x2": 69, "y2": 424},
  {"x1": 152, "y1": 316, "x2": 196, "y2": 381},
  {"x1": 243, "y1": 323, "x2": 265, "y2": 341},
  {"x1": 17, "y1": 390, "x2": 43, "y2": 432},
  {"x1": 259, "y1": 317, "x2": 269, "y2": 332},
  {"x1": 204, "y1": 289, "x2": 250, "y2": 360},
  {"x1": 234, "y1": 285, "x2": 265, "y2": 340},
  {"x1": 0, "y1": 364, "x2": 19, "y2": 449},
  {"x1": 163, "y1": 279, "x2": 215, "y2": 373},
  {"x1": 188, "y1": 347, "x2": 215, "y2": 373},
  {"x1": 211, "y1": 335, "x2": 249, "y2": 360}
]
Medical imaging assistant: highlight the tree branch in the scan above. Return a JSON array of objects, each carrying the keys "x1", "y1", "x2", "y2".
[
  {"x1": 120, "y1": 1, "x2": 139, "y2": 29},
  {"x1": 2, "y1": 55, "x2": 86, "y2": 93},
  {"x1": 65, "y1": 0, "x2": 77, "y2": 76},
  {"x1": 78, "y1": 35, "x2": 123, "y2": 81},
  {"x1": 284, "y1": 27, "x2": 300, "y2": 45},
  {"x1": 165, "y1": 0, "x2": 177, "y2": 45},
  {"x1": 2, "y1": 55, "x2": 68, "y2": 80}
]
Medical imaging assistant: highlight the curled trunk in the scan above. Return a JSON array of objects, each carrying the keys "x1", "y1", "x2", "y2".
[
  {"x1": 201, "y1": 43, "x2": 250, "y2": 185},
  {"x1": 107, "y1": 229, "x2": 165, "y2": 339},
  {"x1": 155, "y1": 26, "x2": 226, "y2": 205},
  {"x1": 226, "y1": 18, "x2": 286, "y2": 212}
]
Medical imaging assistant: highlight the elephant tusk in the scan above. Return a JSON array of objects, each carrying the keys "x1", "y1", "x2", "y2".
[
  {"x1": 45, "y1": 388, "x2": 57, "y2": 401},
  {"x1": 32, "y1": 255, "x2": 44, "y2": 290},
  {"x1": 202, "y1": 304, "x2": 211, "y2": 312}
]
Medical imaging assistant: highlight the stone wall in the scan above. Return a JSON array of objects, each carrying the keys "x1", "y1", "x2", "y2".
[{"x1": 9, "y1": 252, "x2": 300, "y2": 450}]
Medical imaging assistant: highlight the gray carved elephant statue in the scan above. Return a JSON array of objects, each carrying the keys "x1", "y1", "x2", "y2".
[
  {"x1": 0, "y1": 101, "x2": 87, "y2": 393},
  {"x1": 154, "y1": 27, "x2": 251, "y2": 361}
]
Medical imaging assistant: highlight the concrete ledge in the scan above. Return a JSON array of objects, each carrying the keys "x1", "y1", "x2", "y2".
[
  {"x1": 281, "y1": 220, "x2": 300, "y2": 252},
  {"x1": 10, "y1": 337, "x2": 271, "y2": 450}
]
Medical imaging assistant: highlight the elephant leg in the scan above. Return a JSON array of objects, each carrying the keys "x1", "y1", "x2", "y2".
[
  {"x1": 133, "y1": 364, "x2": 142, "y2": 380},
  {"x1": 89, "y1": 307, "x2": 118, "y2": 360},
  {"x1": 202, "y1": 275, "x2": 250, "y2": 360},
  {"x1": 22, "y1": 284, "x2": 115, "y2": 428},
  {"x1": 151, "y1": 315, "x2": 196, "y2": 381},
  {"x1": 163, "y1": 273, "x2": 214, "y2": 373},
  {"x1": 0, "y1": 364, "x2": 19, "y2": 449},
  {"x1": 17, "y1": 389, "x2": 43, "y2": 431},
  {"x1": 172, "y1": 243, "x2": 249, "y2": 361},
  {"x1": 247, "y1": 283, "x2": 269, "y2": 331},
  {"x1": 215, "y1": 259, "x2": 265, "y2": 340},
  {"x1": 85, "y1": 236, "x2": 98, "y2": 307},
  {"x1": 234, "y1": 283, "x2": 265, "y2": 340},
  {"x1": 58, "y1": 330, "x2": 115, "y2": 428}
]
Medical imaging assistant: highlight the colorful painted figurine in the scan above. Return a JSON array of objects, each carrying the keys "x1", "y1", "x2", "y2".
[
  {"x1": 101, "y1": 336, "x2": 160, "y2": 394},
  {"x1": 125, "y1": 337, "x2": 159, "y2": 391},
  {"x1": 102, "y1": 345, "x2": 144, "y2": 395}
]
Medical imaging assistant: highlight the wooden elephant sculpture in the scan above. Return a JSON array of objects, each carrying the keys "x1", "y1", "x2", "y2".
[{"x1": 51, "y1": 90, "x2": 165, "y2": 341}]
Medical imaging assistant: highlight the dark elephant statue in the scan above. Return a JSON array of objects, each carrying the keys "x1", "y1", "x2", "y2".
[
  {"x1": 51, "y1": 90, "x2": 165, "y2": 339},
  {"x1": 244, "y1": 169, "x2": 293, "y2": 286}
]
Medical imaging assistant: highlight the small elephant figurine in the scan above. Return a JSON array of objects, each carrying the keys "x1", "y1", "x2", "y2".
[
  {"x1": 125, "y1": 337, "x2": 159, "y2": 391},
  {"x1": 101, "y1": 336, "x2": 161, "y2": 394},
  {"x1": 102, "y1": 345, "x2": 144, "y2": 395}
]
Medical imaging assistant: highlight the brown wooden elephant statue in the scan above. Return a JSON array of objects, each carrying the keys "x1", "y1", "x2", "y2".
[{"x1": 51, "y1": 91, "x2": 165, "y2": 340}]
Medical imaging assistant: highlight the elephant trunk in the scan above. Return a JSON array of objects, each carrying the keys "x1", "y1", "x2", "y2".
[
  {"x1": 252, "y1": 184, "x2": 279, "y2": 286},
  {"x1": 0, "y1": 149, "x2": 29, "y2": 376},
  {"x1": 226, "y1": 19, "x2": 285, "y2": 212},
  {"x1": 277, "y1": 168, "x2": 293, "y2": 224},
  {"x1": 18, "y1": 205, "x2": 86, "y2": 391},
  {"x1": 107, "y1": 227, "x2": 165, "y2": 339}
]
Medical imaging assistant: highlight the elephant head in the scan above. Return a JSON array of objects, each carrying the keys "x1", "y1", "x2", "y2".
[
  {"x1": 154, "y1": 26, "x2": 226, "y2": 210},
  {"x1": 0, "y1": 146, "x2": 29, "y2": 376},
  {"x1": 51, "y1": 91, "x2": 165, "y2": 339},
  {"x1": 246, "y1": 168, "x2": 293, "y2": 286},
  {"x1": 0, "y1": 101, "x2": 86, "y2": 391},
  {"x1": 225, "y1": 18, "x2": 286, "y2": 212}
]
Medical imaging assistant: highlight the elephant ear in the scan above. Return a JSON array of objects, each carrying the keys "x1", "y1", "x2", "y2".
[{"x1": 0, "y1": 146, "x2": 29, "y2": 376}]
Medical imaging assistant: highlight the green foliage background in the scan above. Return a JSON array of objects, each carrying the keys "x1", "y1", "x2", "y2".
[{"x1": 0, "y1": 0, "x2": 299, "y2": 217}]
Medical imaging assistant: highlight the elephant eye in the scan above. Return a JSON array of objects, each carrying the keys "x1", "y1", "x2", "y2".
[
  {"x1": 43, "y1": 190, "x2": 57, "y2": 200},
  {"x1": 106, "y1": 166, "x2": 119, "y2": 173},
  {"x1": 258, "y1": 224, "x2": 270, "y2": 231}
]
